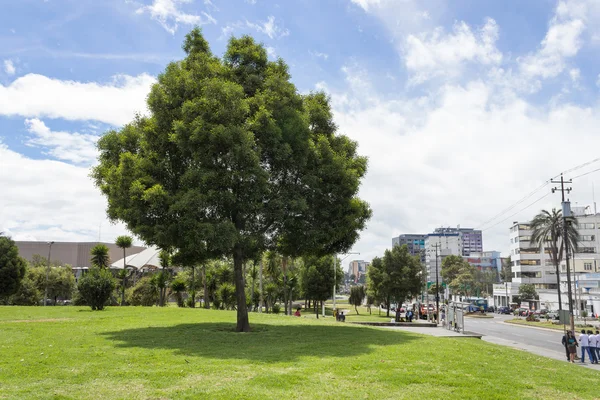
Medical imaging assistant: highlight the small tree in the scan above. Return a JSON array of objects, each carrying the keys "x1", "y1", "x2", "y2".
[
  {"x1": 0, "y1": 236, "x2": 27, "y2": 300},
  {"x1": 518, "y1": 283, "x2": 538, "y2": 305},
  {"x1": 349, "y1": 285, "x2": 366, "y2": 314},
  {"x1": 115, "y1": 235, "x2": 133, "y2": 305},
  {"x1": 77, "y1": 268, "x2": 115, "y2": 310},
  {"x1": 170, "y1": 276, "x2": 186, "y2": 307},
  {"x1": 90, "y1": 244, "x2": 110, "y2": 269},
  {"x1": 218, "y1": 282, "x2": 237, "y2": 310},
  {"x1": 128, "y1": 276, "x2": 159, "y2": 306}
]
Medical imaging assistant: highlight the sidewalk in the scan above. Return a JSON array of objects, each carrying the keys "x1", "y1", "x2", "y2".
[{"x1": 381, "y1": 325, "x2": 482, "y2": 338}]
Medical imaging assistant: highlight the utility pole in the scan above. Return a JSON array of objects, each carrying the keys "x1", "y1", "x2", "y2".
[
  {"x1": 428, "y1": 243, "x2": 442, "y2": 325},
  {"x1": 551, "y1": 174, "x2": 575, "y2": 332}
]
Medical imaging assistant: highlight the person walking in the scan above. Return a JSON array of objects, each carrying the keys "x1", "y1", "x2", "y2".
[
  {"x1": 595, "y1": 330, "x2": 600, "y2": 361},
  {"x1": 580, "y1": 330, "x2": 593, "y2": 364},
  {"x1": 567, "y1": 331, "x2": 578, "y2": 363},
  {"x1": 561, "y1": 332, "x2": 570, "y2": 361},
  {"x1": 588, "y1": 330, "x2": 598, "y2": 364}
]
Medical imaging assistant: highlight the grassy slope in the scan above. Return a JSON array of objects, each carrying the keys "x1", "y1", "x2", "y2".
[{"x1": 0, "y1": 307, "x2": 598, "y2": 400}]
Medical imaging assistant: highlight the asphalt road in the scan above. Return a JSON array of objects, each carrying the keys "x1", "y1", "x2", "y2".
[{"x1": 463, "y1": 314, "x2": 600, "y2": 368}]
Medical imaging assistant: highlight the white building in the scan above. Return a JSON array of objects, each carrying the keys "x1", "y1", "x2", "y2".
[
  {"x1": 503, "y1": 208, "x2": 600, "y2": 312},
  {"x1": 424, "y1": 232, "x2": 461, "y2": 284}
]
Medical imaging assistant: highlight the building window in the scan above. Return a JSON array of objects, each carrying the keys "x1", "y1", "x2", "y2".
[
  {"x1": 580, "y1": 235, "x2": 595, "y2": 241},
  {"x1": 577, "y1": 247, "x2": 596, "y2": 254},
  {"x1": 584, "y1": 262, "x2": 593, "y2": 271},
  {"x1": 518, "y1": 224, "x2": 531, "y2": 230},
  {"x1": 520, "y1": 259, "x2": 540, "y2": 266},
  {"x1": 520, "y1": 248, "x2": 539, "y2": 254},
  {"x1": 519, "y1": 236, "x2": 531, "y2": 241},
  {"x1": 580, "y1": 223, "x2": 595, "y2": 229},
  {"x1": 514, "y1": 237, "x2": 519, "y2": 243}
]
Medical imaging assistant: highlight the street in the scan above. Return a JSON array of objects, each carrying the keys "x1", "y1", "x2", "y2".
[{"x1": 464, "y1": 314, "x2": 600, "y2": 368}]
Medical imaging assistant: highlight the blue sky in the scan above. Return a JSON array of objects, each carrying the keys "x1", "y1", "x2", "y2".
[{"x1": 3, "y1": 0, "x2": 600, "y2": 266}]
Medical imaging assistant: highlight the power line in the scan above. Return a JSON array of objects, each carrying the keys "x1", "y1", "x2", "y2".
[
  {"x1": 481, "y1": 192, "x2": 551, "y2": 232},
  {"x1": 570, "y1": 166, "x2": 600, "y2": 181},
  {"x1": 477, "y1": 156, "x2": 600, "y2": 231},
  {"x1": 476, "y1": 181, "x2": 550, "y2": 230}
]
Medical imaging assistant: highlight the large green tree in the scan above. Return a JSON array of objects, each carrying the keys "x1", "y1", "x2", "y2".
[
  {"x1": 92, "y1": 29, "x2": 371, "y2": 331},
  {"x1": 302, "y1": 255, "x2": 340, "y2": 318},
  {"x1": 441, "y1": 255, "x2": 476, "y2": 297},
  {"x1": 367, "y1": 245, "x2": 422, "y2": 321},
  {"x1": 0, "y1": 236, "x2": 27, "y2": 300},
  {"x1": 530, "y1": 208, "x2": 579, "y2": 312}
]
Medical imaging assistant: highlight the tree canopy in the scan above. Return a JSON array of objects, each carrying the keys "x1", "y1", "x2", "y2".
[
  {"x1": 0, "y1": 236, "x2": 27, "y2": 299},
  {"x1": 92, "y1": 28, "x2": 371, "y2": 331},
  {"x1": 367, "y1": 245, "x2": 422, "y2": 321},
  {"x1": 441, "y1": 255, "x2": 476, "y2": 297}
]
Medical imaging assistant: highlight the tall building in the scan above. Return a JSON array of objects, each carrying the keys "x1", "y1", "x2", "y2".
[
  {"x1": 348, "y1": 260, "x2": 370, "y2": 283},
  {"x1": 392, "y1": 234, "x2": 427, "y2": 262},
  {"x1": 463, "y1": 251, "x2": 502, "y2": 275},
  {"x1": 393, "y1": 226, "x2": 483, "y2": 284}
]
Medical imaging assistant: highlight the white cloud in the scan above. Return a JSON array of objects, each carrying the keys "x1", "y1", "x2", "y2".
[
  {"x1": 404, "y1": 18, "x2": 501, "y2": 84},
  {"x1": 136, "y1": 0, "x2": 216, "y2": 35},
  {"x1": 324, "y1": 64, "x2": 600, "y2": 263},
  {"x1": 0, "y1": 142, "x2": 132, "y2": 243},
  {"x1": 310, "y1": 51, "x2": 329, "y2": 60},
  {"x1": 0, "y1": 73, "x2": 156, "y2": 126},
  {"x1": 245, "y1": 0, "x2": 257, "y2": 4},
  {"x1": 246, "y1": 16, "x2": 289, "y2": 39},
  {"x1": 3, "y1": 59, "x2": 16, "y2": 75},
  {"x1": 350, "y1": 0, "x2": 381, "y2": 11},
  {"x1": 25, "y1": 118, "x2": 99, "y2": 165},
  {"x1": 519, "y1": 1, "x2": 586, "y2": 79},
  {"x1": 266, "y1": 46, "x2": 276, "y2": 59}
]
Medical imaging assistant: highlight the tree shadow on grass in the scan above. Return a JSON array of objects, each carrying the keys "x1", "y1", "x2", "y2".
[{"x1": 101, "y1": 322, "x2": 419, "y2": 363}]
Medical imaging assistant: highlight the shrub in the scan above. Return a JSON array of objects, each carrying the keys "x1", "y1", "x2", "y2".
[
  {"x1": 10, "y1": 276, "x2": 41, "y2": 305},
  {"x1": 72, "y1": 289, "x2": 88, "y2": 306},
  {"x1": 77, "y1": 268, "x2": 116, "y2": 310},
  {"x1": 217, "y1": 283, "x2": 236, "y2": 310},
  {"x1": 128, "y1": 277, "x2": 159, "y2": 306},
  {"x1": 272, "y1": 303, "x2": 281, "y2": 314},
  {"x1": 170, "y1": 277, "x2": 187, "y2": 308}
]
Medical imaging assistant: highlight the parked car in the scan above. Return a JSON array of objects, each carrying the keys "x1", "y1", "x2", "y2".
[
  {"x1": 496, "y1": 306, "x2": 511, "y2": 314},
  {"x1": 487, "y1": 306, "x2": 495, "y2": 313},
  {"x1": 546, "y1": 310, "x2": 560, "y2": 320},
  {"x1": 533, "y1": 309, "x2": 548, "y2": 316},
  {"x1": 515, "y1": 307, "x2": 529, "y2": 316}
]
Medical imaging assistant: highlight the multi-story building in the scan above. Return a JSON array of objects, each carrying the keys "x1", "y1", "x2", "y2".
[
  {"x1": 464, "y1": 251, "x2": 502, "y2": 275},
  {"x1": 424, "y1": 232, "x2": 461, "y2": 284},
  {"x1": 392, "y1": 234, "x2": 427, "y2": 262},
  {"x1": 348, "y1": 260, "x2": 370, "y2": 283}
]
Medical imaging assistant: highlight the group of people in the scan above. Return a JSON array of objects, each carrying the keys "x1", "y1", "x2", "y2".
[{"x1": 562, "y1": 329, "x2": 600, "y2": 363}]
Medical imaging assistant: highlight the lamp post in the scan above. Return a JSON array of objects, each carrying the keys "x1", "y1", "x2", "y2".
[
  {"x1": 334, "y1": 252, "x2": 360, "y2": 311},
  {"x1": 44, "y1": 241, "x2": 55, "y2": 306},
  {"x1": 505, "y1": 281, "x2": 509, "y2": 308}
]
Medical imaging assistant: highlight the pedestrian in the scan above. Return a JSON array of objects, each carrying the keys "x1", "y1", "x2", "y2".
[
  {"x1": 595, "y1": 330, "x2": 600, "y2": 361},
  {"x1": 588, "y1": 330, "x2": 598, "y2": 364},
  {"x1": 561, "y1": 332, "x2": 570, "y2": 361},
  {"x1": 580, "y1": 330, "x2": 594, "y2": 364},
  {"x1": 567, "y1": 331, "x2": 578, "y2": 363}
]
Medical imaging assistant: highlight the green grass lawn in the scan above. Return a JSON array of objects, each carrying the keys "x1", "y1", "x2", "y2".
[
  {"x1": 0, "y1": 307, "x2": 598, "y2": 400},
  {"x1": 505, "y1": 318, "x2": 596, "y2": 332}
]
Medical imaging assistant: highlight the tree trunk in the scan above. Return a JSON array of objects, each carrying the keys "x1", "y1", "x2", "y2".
[
  {"x1": 395, "y1": 308, "x2": 400, "y2": 322},
  {"x1": 121, "y1": 248, "x2": 127, "y2": 306},
  {"x1": 234, "y1": 245, "x2": 250, "y2": 332},
  {"x1": 191, "y1": 265, "x2": 196, "y2": 308},
  {"x1": 355, "y1": 304, "x2": 359, "y2": 314},
  {"x1": 282, "y1": 257, "x2": 288, "y2": 315},
  {"x1": 250, "y1": 262, "x2": 255, "y2": 312},
  {"x1": 386, "y1": 295, "x2": 390, "y2": 317},
  {"x1": 203, "y1": 264, "x2": 209, "y2": 309},
  {"x1": 259, "y1": 259, "x2": 264, "y2": 313},
  {"x1": 554, "y1": 260, "x2": 562, "y2": 311},
  {"x1": 315, "y1": 299, "x2": 318, "y2": 319}
]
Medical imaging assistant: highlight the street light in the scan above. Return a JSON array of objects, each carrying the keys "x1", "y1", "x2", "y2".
[
  {"x1": 334, "y1": 252, "x2": 360, "y2": 311},
  {"x1": 44, "y1": 241, "x2": 55, "y2": 306},
  {"x1": 505, "y1": 281, "x2": 509, "y2": 308}
]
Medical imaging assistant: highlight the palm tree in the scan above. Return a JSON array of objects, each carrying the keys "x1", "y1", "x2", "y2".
[
  {"x1": 115, "y1": 236, "x2": 133, "y2": 306},
  {"x1": 90, "y1": 244, "x2": 110, "y2": 269},
  {"x1": 530, "y1": 208, "x2": 579, "y2": 312}
]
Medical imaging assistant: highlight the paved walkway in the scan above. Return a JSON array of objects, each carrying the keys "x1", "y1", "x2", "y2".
[{"x1": 381, "y1": 325, "x2": 482, "y2": 338}]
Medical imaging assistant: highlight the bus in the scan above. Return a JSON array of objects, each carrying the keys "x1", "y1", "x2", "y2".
[{"x1": 464, "y1": 298, "x2": 488, "y2": 312}]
